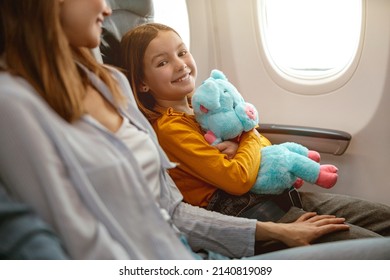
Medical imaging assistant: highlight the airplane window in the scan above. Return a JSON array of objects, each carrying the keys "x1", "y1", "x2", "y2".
[
  {"x1": 257, "y1": 0, "x2": 363, "y2": 87},
  {"x1": 153, "y1": 0, "x2": 190, "y2": 48}
]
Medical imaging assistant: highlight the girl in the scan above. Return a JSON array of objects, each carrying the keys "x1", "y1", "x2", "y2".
[
  {"x1": 120, "y1": 23, "x2": 270, "y2": 209},
  {"x1": 120, "y1": 23, "x2": 390, "y2": 251}
]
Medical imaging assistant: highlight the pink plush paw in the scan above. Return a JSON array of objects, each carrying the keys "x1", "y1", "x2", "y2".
[
  {"x1": 204, "y1": 130, "x2": 217, "y2": 144},
  {"x1": 315, "y1": 164, "x2": 338, "y2": 189},
  {"x1": 293, "y1": 178, "x2": 304, "y2": 189},
  {"x1": 308, "y1": 150, "x2": 321, "y2": 162}
]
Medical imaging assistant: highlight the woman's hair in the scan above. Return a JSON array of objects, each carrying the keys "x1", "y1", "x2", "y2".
[
  {"x1": 0, "y1": 0, "x2": 125, "y2": 123},
  {"x1": 120, "y1": 23, "x2": 180, "y2": 123}
]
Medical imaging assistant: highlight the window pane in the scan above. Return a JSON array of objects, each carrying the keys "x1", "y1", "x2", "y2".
[
  {"x1": 153, "y1": 0, "x2": 190, "y2": 48},
  {"x1": 259, "y1": 0, "x2": 362, "y2": 78}
]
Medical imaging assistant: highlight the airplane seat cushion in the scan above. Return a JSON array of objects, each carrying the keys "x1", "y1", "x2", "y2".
[{"x1": 100, "y1": 0, "x2": 154, "y2": 66}]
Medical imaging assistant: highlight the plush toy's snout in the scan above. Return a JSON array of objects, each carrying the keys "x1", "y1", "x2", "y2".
[{"x1": 246, "y1": 104, "x2": 257, "y2": 120}]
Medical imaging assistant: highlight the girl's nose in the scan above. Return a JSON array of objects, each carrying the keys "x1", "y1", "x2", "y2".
[{"x1": 176, "y1": 61, "x2": 187, "y2": 71}]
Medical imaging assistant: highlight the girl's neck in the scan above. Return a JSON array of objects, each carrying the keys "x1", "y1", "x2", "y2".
[{"x1": 156, "y1": 98, "x2": 193, "y2": 115}]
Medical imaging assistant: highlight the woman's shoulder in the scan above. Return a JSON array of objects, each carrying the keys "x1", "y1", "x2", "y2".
[
  {"x1": 1, "y1": 71, "x2": 29, "y2": 91},
  {"x1": 0, "y1": 72, "x2": 41, "y2": 104},
  {"x1": 103, "y1": 65, "x2": 129, "y2": 86},
  {"x1": 103, "y1": 64, "x2": 124, "y2": 77},
  {"x1": 0, "y1": 72, "x2": 64, "y2": 129}
]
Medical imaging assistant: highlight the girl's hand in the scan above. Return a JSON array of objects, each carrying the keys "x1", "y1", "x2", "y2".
[
  {"x1": 255, "y1": 212, "x2": 350, "y2": 247},
  {"x1": 215, "y1": 141, "x2": 239, "y2": 159}
]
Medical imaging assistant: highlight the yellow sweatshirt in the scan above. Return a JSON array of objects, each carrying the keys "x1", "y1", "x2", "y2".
[{"x1": 152, "y1": 107, "x2": 271, "y2": 207}]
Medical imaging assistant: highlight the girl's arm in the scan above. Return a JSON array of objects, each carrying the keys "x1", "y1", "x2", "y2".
[
  {"x1": 155, "y1": 115, "x2": 270, "y2": 195},
  {"x1": 215, "y1": 128, "x2": 265, "y2": 159},
  {"x1": 215, "y1": 140, "x2": 239, "y2": 159}
]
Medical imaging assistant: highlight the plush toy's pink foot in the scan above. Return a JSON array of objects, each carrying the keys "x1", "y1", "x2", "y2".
[
  {"x1": 293, "y1": 178, "x2": 304, "y2": 189},
  {"x1": 204, "y1": 130, "x2": 217, "y2": 144},
  {"x1": 308, "y1": 150, "x2": 321, "y2": 162},
  {"x1": 316, "y1": 165, "x2": 338, "y2": 189}
]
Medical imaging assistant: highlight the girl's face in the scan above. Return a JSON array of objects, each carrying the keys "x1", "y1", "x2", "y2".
[
  {"x1": 142, "y1": 30, "x2": 197, "y2": 103},
  {"x1": 59, "y1": 0, "x2": 112, "y2": 48}
]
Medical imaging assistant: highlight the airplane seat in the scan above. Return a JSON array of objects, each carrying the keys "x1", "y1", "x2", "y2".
[{"x1": 97, "y1": 0, "x2": 154, "y2": 66}]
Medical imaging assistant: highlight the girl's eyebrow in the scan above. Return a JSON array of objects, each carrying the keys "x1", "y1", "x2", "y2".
[
  {"x1": 151, "y1": 53, "x2": 166, "y2": 64},
  {"x1": 150, "y1": 43, "x2": 186, "y2": 64}
]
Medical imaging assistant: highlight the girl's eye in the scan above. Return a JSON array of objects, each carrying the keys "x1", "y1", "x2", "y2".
[
  {"x1": 179, "y1": 50, "x2": 188, "y2": 57},
  {"x1": 157, "y1": 61, "x2": 167, "y2": 67}
]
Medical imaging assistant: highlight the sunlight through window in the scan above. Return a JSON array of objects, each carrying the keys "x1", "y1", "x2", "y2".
[
  {"x1": 258, "y1": 0, "x2": 362, "y2": 79},
  {"x1": 153, "y1": 0, "x2": 190, "y2": 48}
]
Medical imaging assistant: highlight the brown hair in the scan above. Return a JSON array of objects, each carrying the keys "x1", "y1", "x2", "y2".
[
  {"x1": 0, "y1": 0, "x2": 126, "y2": 123},
  {"x1": 120, "y1": 23, "x2": 180, "y2": 123}
]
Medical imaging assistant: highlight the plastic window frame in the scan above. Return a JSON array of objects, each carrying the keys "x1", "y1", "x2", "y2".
[{"x1": 254, "y1": 0, "x2": 366, "y2": 95}]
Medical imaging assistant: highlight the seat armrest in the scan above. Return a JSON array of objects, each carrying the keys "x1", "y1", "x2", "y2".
[{"x1": 257, "y1": 123, "x2": 352, "y2": 155}]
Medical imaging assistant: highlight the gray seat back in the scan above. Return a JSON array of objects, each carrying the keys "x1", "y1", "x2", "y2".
[{"x1": 99, "y1": 0, "x2": 154, "y2": 66}]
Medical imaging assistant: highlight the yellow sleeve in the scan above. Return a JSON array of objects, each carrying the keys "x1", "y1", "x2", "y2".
[{"x1": 154, "y1": 113, "x2": 266, "y2": 195}]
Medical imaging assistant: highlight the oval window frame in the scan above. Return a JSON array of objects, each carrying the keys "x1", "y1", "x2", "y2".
[{"x1": 255, "y1": 0, "x2": 366, "y2": 95}]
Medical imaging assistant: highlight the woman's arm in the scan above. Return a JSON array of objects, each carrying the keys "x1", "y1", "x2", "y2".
[
  {"x1": 0, "y1": 78, "x2": 129, "y2": 259},
  {"x1": 172, "y1": 200, "x2": 257, "y2": 258},
  {"x1": 172, "y1": 200, "x2": 349, "y2": 258},
  {"x1": 255, "y1": 212, "x2": 350, "y2": 247}
]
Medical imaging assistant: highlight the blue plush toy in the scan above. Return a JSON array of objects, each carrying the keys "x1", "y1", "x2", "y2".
[{"x1": 192, "y1": 69, "x2": 338, "y2": 195}]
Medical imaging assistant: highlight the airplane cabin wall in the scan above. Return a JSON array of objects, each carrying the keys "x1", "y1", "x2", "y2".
[{"x1": 187, "y1": 0, "x2": 390, "y2": 205}]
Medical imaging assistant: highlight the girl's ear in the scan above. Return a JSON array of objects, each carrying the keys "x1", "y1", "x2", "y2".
[{"x1": 139, "y1": 84, "x2": 149, "y2": 93}]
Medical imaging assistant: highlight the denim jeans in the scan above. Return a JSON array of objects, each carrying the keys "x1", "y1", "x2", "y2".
[
  {"x1": 206, "y1": 189, "x2": 287, "y2": 222},
  {"x1": 206, "y1": 189, "x2": 390, "y2": 254}
]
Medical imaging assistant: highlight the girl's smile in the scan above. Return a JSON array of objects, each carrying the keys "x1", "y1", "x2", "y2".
[{"x1": 172, "y1": 71, "x2": 192, "y2": 83}]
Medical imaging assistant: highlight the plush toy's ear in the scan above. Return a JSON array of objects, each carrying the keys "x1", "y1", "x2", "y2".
[
  {"x1": 210, "y1": 70, "x2": 245, "y2": 108},
  {"x1": 210, "y1": 69, "x2": 228, "y2": 81}
]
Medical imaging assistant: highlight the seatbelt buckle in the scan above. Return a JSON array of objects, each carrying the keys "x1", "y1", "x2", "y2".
[{"x1": 288, "y1": 187, "x2": 303, "y2": 209}]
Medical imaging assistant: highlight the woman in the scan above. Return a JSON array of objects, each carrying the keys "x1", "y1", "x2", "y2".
[{"x1": 0, "y1": 0, "x2": 389, "y2": 259}]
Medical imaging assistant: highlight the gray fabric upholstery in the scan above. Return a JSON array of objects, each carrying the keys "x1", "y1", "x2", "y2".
[{"x1": 100, "y1": 0, "x2": 154, "y2": 66}]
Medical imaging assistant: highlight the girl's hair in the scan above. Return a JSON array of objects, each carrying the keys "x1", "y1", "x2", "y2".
[
  {"x1": 120, "y1": 23, "x2": 180, "y2": 123},
  {"x1": 0, "y1": 0, "x2": 126, "y2": 123}
]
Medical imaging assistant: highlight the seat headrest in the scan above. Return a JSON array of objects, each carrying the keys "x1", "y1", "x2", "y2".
[{"x1": 100, "y1": 0, "x2": 154, "y2": 66}]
